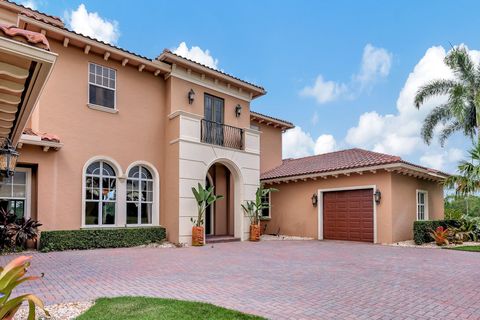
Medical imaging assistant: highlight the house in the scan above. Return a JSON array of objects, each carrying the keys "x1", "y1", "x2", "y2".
[{"x1": 0, "y1": 1, "x2": 446, "y2": 245}]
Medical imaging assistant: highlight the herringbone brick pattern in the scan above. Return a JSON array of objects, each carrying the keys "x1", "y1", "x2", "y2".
[{"x1": 1, "y1": 241, "x2": 479, "y2": 320}]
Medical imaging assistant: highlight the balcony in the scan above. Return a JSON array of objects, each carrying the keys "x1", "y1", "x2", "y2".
[{"x1": 200, "y1": 119, "x2": 244, "y2": 150}]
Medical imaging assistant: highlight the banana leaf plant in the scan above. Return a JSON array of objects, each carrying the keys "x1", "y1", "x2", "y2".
[
  {"x1": 0, "y1": 256, "x2": 49, "y2": 320},
  {"x1": 242, "y1": 185, "x2": 278, "y2": 225},
  {"x1": 190, "y1": 183, "x2": 223, "y2": 227}
]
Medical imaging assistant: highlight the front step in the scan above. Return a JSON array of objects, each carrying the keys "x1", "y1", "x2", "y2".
[{"x1": 205, "y1": 236, "x2": 241, "y2": 244}]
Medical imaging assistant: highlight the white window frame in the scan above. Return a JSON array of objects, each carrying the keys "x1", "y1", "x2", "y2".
[
  {"x1": 84, "y1": 161, "x2": 117, "y2": 227},
  {"x1": 0, "y1": 167, "x2": 31, "y2": 220},
  {"x1": 126, "y1": 165, "x2": 154, "y2": 226},
  {"x1": 87, "y1": 62, "x2": 117, "y2": 112},
  {"x1": 416, "y1": 189, "x2": 429, "y2": 221},
  {"x1": 260, "y1": 192, "x2": 271, "y2": 220}
]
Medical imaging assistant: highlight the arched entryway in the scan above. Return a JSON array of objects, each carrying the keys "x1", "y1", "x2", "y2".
[{"x1": 205, "y1": 162, "x2": 236, "y2": 240}]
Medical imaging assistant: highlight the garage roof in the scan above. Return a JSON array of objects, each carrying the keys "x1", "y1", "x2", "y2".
[{"x1": 261, "y1": 148, "x2": 448, "y2": 181}]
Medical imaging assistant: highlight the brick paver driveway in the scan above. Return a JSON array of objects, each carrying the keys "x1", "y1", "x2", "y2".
[{"x1": 2, "y1": 241, "x2": 480, "y2": 319}]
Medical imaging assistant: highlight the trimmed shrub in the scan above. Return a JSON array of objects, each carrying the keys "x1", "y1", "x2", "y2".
[
  {"x1": 39, "y1": 227, "x2": 166, "y2": 252},
  {"x1": 413, "y1": 220, "x2": 461, "y2": 245}
]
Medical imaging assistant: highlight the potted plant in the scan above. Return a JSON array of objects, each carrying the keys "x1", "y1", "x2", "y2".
[
  {"x1": 242, "y1": 185, "x2": 277, "y2": 241},
  {"x1": 191, "y1": 183, "x2": 223, "y2": 246}
]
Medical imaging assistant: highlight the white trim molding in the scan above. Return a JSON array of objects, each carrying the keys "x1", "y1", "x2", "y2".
[
  {"x1": 416, "y1": 189, "x2": 429, "y2": 221},
  {"x1": 317, "y1": 185, "x2": 378, "y2": 244}
]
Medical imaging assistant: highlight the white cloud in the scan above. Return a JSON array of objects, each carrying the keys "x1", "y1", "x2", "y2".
[
  {"x1": 20, "y1": 0, "x2": 37, "y2": 10},
  {"x1": 420, "y1": 148, "x2": 464, "y2": 171},
  {"x1": 283, "y1": 127, "x2": 336, "y2": 158},
  {"x1": 314, "y1": 134, "x2": 336, "y2": 155},
  {"x1": 345, "y1": 45, "x2": 479, "y2": 170},
  {"x1": 300, "y1": 44, "x2": 392, "y2": 104},
  {"x1": 300, "y1": 75, "x2": 347, "y2": 104},
  {"x1": 355, "y1": 44, "x2": 392, "y2": 88},
  {"x1": 173, "y1": 42, "x2": 219, "y2": 69},
  {"x1": 282, "y1": 127, "x2": 315, "y2": 158},
  {"x1": 66, "y1": 4, "x2": 120, "y2": 44}
]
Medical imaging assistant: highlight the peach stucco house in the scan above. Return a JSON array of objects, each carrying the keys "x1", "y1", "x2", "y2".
[{"x1": 0, "y1": 1, "x2": 447, "y2": 245}]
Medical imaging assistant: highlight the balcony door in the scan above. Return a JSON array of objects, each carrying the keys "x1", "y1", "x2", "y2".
[{"x1": 204, "y1": 94, "x2": 224, "y2": 146}]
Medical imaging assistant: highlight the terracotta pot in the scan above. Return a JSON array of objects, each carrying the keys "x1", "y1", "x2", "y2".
[
  {"x1": 192, "y1": 226, "x2": 205, "y2": 246},
  {"x1": 25, "y1": 238, "x2": 37, "y2": 250},
  {"x1": 249, "y1": 224, "x2": 261, "y2": 241}
]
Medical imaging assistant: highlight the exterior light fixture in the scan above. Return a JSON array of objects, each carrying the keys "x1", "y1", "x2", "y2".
[
  {"x1": 235, "y1": 104, "x2": 242, "y2": 117},
  {"x1": 188, "y1": 89, "x2": 195, "y2": 105},
  {"x1": 374, "y1": 190, "x2": 381, "y2": 204},
  {"x1": 0, "y1": 139, "x2": 19, "y2": 178},
  {"x1": 311, "y1": 193, "x2": 318, "y2": 207}
]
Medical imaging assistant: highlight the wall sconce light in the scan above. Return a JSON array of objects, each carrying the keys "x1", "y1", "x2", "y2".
[
  {"x1": 374, "y1": 190, "x2": 381, "y2": 204},
  {"x1": 0, "y1": 139, "x2": 19, "y2": 178},
  {"x1": 311, "y1": 193, "x2": 318, "y2": 207},
  {"x1": 188, "y1": 89, "x2": 195, "y2": 105},
  {"x1": 235, "y1": 104, "x2": 242, "y2": 117}
]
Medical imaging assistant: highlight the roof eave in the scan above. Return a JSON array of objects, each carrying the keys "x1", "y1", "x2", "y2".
[
  {"x1": 250, "y1": 112, "x2": 294, "y2": 130},
  {"x1": 158, "y1": 52, "x2": 266, "y2": 98}
]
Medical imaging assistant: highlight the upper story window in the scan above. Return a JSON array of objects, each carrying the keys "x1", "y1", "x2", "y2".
[
  {"x1": 88, "y1": 63, "x2": 116, "y2": 109},
  {"x1": 416, "y1": 190, "x2": 428, "y2": 221}
]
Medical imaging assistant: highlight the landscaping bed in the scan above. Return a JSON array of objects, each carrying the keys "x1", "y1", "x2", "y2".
[{"x1": 388, "y1": 240, "x2": 480, "y2": 249}]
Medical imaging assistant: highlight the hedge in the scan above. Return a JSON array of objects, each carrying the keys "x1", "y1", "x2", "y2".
[
  {"x1": 413, "y1": 220, "x2": 461, "y2": 245},
  {"x1": 39, "y1": 227, "x2": 166, "y2": 252}
]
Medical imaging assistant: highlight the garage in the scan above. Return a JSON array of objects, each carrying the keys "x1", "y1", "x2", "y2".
[{"x1": 323, "y1": 189, "x2": 374, "y2": 242}]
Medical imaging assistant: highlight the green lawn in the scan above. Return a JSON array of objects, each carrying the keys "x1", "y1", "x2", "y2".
[
  {"x1": 446, "y1": 245, "x2": 480, "y2": 252},
  {"x1": 76, "y1": 297, "x2": 265, "y2": 320}
]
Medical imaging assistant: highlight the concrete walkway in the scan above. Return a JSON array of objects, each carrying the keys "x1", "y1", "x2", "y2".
[{"x1": 2, "y1": 240, "x2": 480, "y2": 319}]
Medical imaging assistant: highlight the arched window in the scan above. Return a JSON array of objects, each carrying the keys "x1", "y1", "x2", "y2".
[
  {"x1": 126, "y1": 165, "x2": 153, "y2": 224},
  {"x1": 85, "y1": 161, "x2": 116, "y2": 225}
]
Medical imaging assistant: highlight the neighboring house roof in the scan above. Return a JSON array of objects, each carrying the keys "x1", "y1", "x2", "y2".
[
  {"x1": 250, "y1": 111, "x2": 294, "y2": 130},
  {"x1": 157, "y1": 49, "x2": 266, "y2": 97},
  {"x1": 0, "y1": 23, "x2": 49, "y2": 50},
  {"x1": 261, "y1": 148, "x2": 448, "y2": 182}
]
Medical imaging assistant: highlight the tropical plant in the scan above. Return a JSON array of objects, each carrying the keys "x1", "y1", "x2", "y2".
[
  {"x1": 0, "y1": 256, "x2": 49, "y2": 319},
  {"x1": 444, "y1": 194, "x2": 480, "y2": 219},
  {"x1": 0, "y1": 209, "x2": 42, "y2": 251},
  {"x1": 444, "y1": 141, "x2": 480, "y2": 196},
  {"x1": 242, "y1": 185, "x2": 278, "y2": 225},
  {"x1": 414, "y1": 46, "x2": 480, "y2": 146},
  {"x1": 430, "y1": 226, "x2": 450, "y2": 246},
  {"x1": 190, "y1": 183, "x2": 223, "y2": 227}
]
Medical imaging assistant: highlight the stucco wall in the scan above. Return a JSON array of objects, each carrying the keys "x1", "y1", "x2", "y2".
[
  {"x1": 265, "y1": 171, "x2": 445, "y2": 244},
  {"x1": 391, "y1": 174, "x2": 444, "y2": 242},
  {"x1": 257, "y1": 122, "x2": 283, "y2": 174},
  {"x1": 17, "y1": 39, "x2": 167, "y2": 231},
  {"x1": 264, "y1": 172, "x2": 392, "y2": 243}
]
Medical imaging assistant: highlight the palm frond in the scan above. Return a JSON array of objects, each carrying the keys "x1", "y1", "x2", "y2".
[
  {"x1": 444, "y1": 46, "x2": 477, "y2": 86},
  {"x1": 414, "y1": 79, "x2": 458, "y2": 108},
  {"x1": 420, "y1": 103, "x2": 452, "y2": 144}
]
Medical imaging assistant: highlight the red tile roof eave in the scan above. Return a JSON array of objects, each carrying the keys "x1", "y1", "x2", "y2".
[
  {"x1": 2, "y1": 0, "x2": 62, "y2": 23},
  {"x1": 260, "y1": 161, "x2": 448, "y2": 181},
  {"x1": 158, "y1": 50, "x2": 266, "y2": 93},
  {"x1": 250, "y1": 111, "x2": 294, "y2": 129}
]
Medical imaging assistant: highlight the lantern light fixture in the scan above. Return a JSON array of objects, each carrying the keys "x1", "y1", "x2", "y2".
[
  {"x1": 374, "y1": 190, "x2": 381, "y2": 204},
  {"x1": 235, "y1": 104, "x2": 242, "y2": 117},
  {"x1": 0, "y1": 139, "x2": 19, "y2": 178},
  {"x1": 188, "y1": 89, "x2": 195, "y2": 105},
  {"x1": 311, "y1": 193, "x2": 318, "y2": 207}
]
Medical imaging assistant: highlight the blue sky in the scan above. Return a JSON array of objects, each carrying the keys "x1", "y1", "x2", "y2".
[{"x1": 19, "y1": 0, "x2": 480, "y2": 173}]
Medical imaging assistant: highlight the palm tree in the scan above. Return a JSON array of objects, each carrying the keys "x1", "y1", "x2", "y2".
[
  {"x1": 414, "y1": 46, "x2": 478, "y2": 145},
  {"x1": 445, "y1": 141, "x2": 480, "y2": 195}
]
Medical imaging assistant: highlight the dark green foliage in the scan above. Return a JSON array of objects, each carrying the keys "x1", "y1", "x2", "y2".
[
  {"x1": 445, "y1": 195, "x2": 480, "y2": 218},
  {"x1": 413, "y1": 220, "x2": 461, "y2": 245},
  {"x1": 39, "y1": 227, "x2": 166, "y2": 252}
]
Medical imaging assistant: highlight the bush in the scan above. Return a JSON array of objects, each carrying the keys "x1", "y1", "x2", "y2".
[
  {"x1": 39, "y1": 227, "x2": 166, "y2": 252},
  {"x1": 413, "y1": 220, "x2": 461, "y2": 245}
]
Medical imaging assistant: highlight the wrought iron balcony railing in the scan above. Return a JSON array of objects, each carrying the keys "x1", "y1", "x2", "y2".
[{"x1": 201, "y1": 119, "x2": 244, "y2": 150}]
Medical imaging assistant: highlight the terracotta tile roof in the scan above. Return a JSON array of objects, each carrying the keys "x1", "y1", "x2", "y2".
[
  {"x1": 23, "y1": 128, "x2": 60, "y2": 143},
  {"x1": 18, "y1": 12, "x2": 152, "y2": 61},
  {"x1": 1, "y1": 0, "x2": 63, "y2": 25},
  {"x1": 158, "y1": 49, "x2": 265, "y2": 91},
  {"x1": 0, "y1": 23, "x2": 49, "y2": 50},
  {"x1": 261, "y1": 148, "x2": 446, "y2": 180},
  {"x1": 250, "y1": 111, "x2": 294, "y2": 128}
]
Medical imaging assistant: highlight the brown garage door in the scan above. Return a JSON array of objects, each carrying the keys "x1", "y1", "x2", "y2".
[{"x1": 323, "y1": 189, "x2": 374, "y2": 242}]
